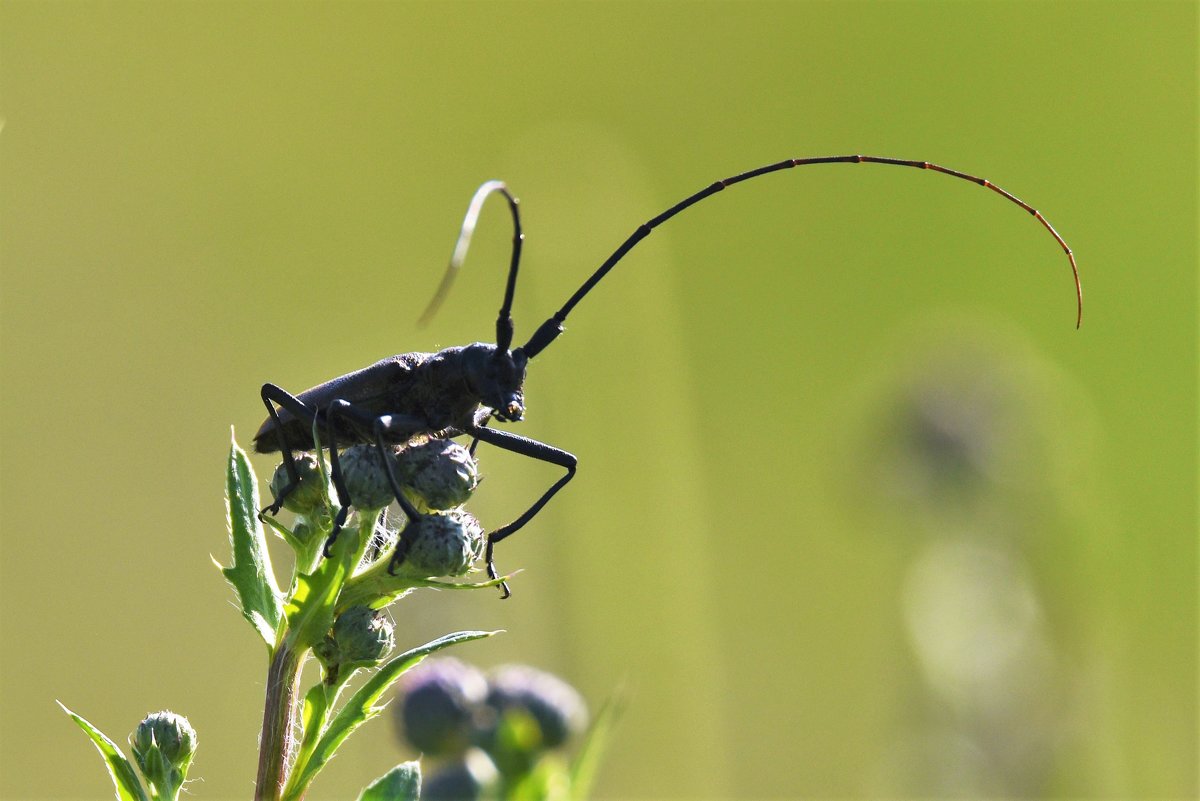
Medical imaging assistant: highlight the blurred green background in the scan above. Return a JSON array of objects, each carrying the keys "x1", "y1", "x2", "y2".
[{"x1": 1, "y1": 2, "x2": 1195, "y2": 799}]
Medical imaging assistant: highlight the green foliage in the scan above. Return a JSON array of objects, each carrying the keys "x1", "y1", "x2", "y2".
[
  {"x1": 59, "y1": 703, "x2": 151, "y2": 801},
  {"x1": 225, "y1": 435, "x2": 504, "y2": 800},
  {"x1": 284, "y1": 631, "x2": 497, "y2": 800},
  {"x1": 66, "y1": 431, "x2": 609, "y2": 801},
  {"x1": 219, "y1": 434, "x2": 284, "y2": 648},
  {"x1": 357, "y1": 762, "x2": 421, "y2": 801},
  {"x1": 61, "y1": 705, "x2": 201, "y2": 801},
  {"x1": 281, "y1": 513, "x2": 370, "y2": 653}
]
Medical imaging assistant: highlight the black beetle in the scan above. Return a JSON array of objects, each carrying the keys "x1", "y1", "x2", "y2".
[{"x1": 255, "y1": 155, "x2": 1081, "y2": 598}]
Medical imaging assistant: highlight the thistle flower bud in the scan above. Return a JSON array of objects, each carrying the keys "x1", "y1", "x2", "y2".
[
  {"x1": 314, "y1": 605, "x2": 395, "y2": 683},
  {"x1": 269, "y1": 452, "x2": 331, "y2": 517},
  {"x1": 338, "y1": 444, "x2": 399, "y2": 512},
  {"x1": 131, "y1": 711, "x2": 196, "y2": 800},
  {"x1": 395, "y1": 658, "x2": 488, "y2": 756},
  {"x1": 396, "y1": 439, "x2": 480, "y2": 512},
  {"x1": 479, "y1": 665, "x2": 588, "y2": 761},
  {"x1": 290, "y1": 518, "x2": 321, "y2": 547},
  {"x1": 398, "y1": 511, "x2": 485, "y2": 578},
  {"x1": 422, "y1": 749, "x2": 499, "y2": 801}
]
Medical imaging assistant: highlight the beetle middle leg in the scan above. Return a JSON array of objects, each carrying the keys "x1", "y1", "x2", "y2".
[{"x1": 321, "y1": 402, "x2": 427, "y2": 558}]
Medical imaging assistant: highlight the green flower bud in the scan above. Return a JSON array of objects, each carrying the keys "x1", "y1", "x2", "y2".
[
  {"x1": 397, "y1": 511, "x2": 485, "y2": 578},
  {"x1": 131, "y1": 711, "x2": 196, "y2": 800},
  {"x1": 269, "y1": 452, "x2": 332, "y2": 517},
  {"x1": 314, "y1": 605, "x2": 395, "y2": 684},
  {"x1": 396, "y1": 439, "x2": 480, "y2": 512},
  {"x1": 339, "y1": 444, "x2": 399, "y2": 512},
  {"x1": 291, "y1": 518, "x2": 321, "y2": 547}
]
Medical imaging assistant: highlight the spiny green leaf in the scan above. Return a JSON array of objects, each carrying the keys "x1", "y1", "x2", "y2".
[
  {"x1": 59, "y1": 703, "x2": 151, "y2": 801},
  {"x1": 283, "y1": 566, "x2": 340, "y2": 652},
  {"x1": 357, "y1": 761, "x2": 421, "y2": 801},
  {"x1": 283, "y1": 514, "x2": 372, "y2": 651},
  {"x1": 284, "y1": 630, "x2": 498, "y2": 799},
  {"x1": 219, "y1": 434, "x2": 283, "y2": 647}
]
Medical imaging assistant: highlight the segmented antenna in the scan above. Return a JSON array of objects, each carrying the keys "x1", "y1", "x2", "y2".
[
  {"x1": 521, "y1": 155, "x2": 1081, "y2": 359},
  {"x1": 418, "y1": 180, "x2": 524, "y2": 351}
]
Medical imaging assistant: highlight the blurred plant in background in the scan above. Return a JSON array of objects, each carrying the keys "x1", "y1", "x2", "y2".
[
  {"x1": 62, "y1": 430, "x2": 611, "y2": 801},
  {"x1": 858, "y1": 329, "x2": 1091, "y2": 797},
  {"x1": 394, "y1": 659, "x2": 612, "y2": 801}
]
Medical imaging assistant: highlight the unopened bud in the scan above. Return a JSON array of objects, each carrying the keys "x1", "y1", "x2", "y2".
[
  {"x1": 398, "y1": 511, "x2": 485, "y2": 578},
  {"x1": 131, "y1": 711, "x2": 196, "y2": 800},
  {"x1": 338, "y1": 444, "x2": 399, "y2": 512},
  {"x1": 291, "y1": 518, "x2": 321, "y2": 547},
  {"x1": 269, "y1": 453, "x2": 331, "y2": 517},
  {"x1": 396, "y1": 439, "x2": 480, "y2": 511},
  {"x1": 314, "y1": 605, "x2": 395, "y2": 683}
]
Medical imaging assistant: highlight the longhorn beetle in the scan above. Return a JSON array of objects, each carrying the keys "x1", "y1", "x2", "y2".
[{"x1": 255, "y1": 154, "x2": 1081, "y2": 598}]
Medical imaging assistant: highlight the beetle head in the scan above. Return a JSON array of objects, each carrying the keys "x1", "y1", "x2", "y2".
[{"x1": 463, "y1": 343, "x2": 528, "y2": 422}]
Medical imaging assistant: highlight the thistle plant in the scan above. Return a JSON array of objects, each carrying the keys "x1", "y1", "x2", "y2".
[
  {"x1": 62, "y1": 429, "x2": 507, "y2": 801},
  {"x1": 59, "y1": 706, "x2": 198, "y2": 801},
  {"x1": 62, "y1": 427, "x2": 614, "y2": 800},
  {"x1": 232, "y1": 429, "x2": 508, "y2": 801}
]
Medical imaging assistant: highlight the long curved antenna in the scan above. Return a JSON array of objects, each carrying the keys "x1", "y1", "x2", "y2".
[
  {"x1": 521, "y1": 155, "x2": 1081, "y2": 358},
  {"x1": 418, "y1": 180, "x2": 525, "y2": 351}
]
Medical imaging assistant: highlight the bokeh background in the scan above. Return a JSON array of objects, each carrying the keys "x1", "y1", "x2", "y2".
[{"x1": 1, "y1": 2, "x2": 1195, "y2": 799}]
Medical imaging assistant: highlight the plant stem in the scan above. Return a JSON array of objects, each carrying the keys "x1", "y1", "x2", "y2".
[{"x1": 255, "y1": 642, "x2": 305, "y2": 801}]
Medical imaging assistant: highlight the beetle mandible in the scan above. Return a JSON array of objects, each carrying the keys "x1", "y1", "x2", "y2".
[{"x1": 254, "y1": 154, "x2": 1081, "y2": 598}]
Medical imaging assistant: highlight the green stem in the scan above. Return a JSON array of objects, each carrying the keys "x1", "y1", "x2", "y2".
[{"x1": 255, "y1": 643, "x2": 306, "y2": 801}]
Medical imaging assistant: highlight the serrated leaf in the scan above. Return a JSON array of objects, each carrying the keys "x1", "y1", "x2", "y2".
[
  {"x1": 59, "y1": 703, "x2": 151, "y2": 801},
  {"x1": 220, "y1": 435, "x2": 283, "y2": 647},
  {"x1": 283, "y1": 530, "x2": 356, "y2": 652},
  {"x1": 283, "y1": 566, "x2": 339, "y2": 652},
  {"x1": 357, "y1": 761, "x2": 421, "y2": 801},
  {"x1": 284, "y1": 512, "x2": 379, "y2": 654},
  {"x1": 283, "y1": 630, "x2": 498, "y2": 800}
]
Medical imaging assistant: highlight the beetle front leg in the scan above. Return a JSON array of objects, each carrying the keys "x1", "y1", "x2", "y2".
[{"x1": 464, "y1": 422, "x2": 577, "y2": 599}]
